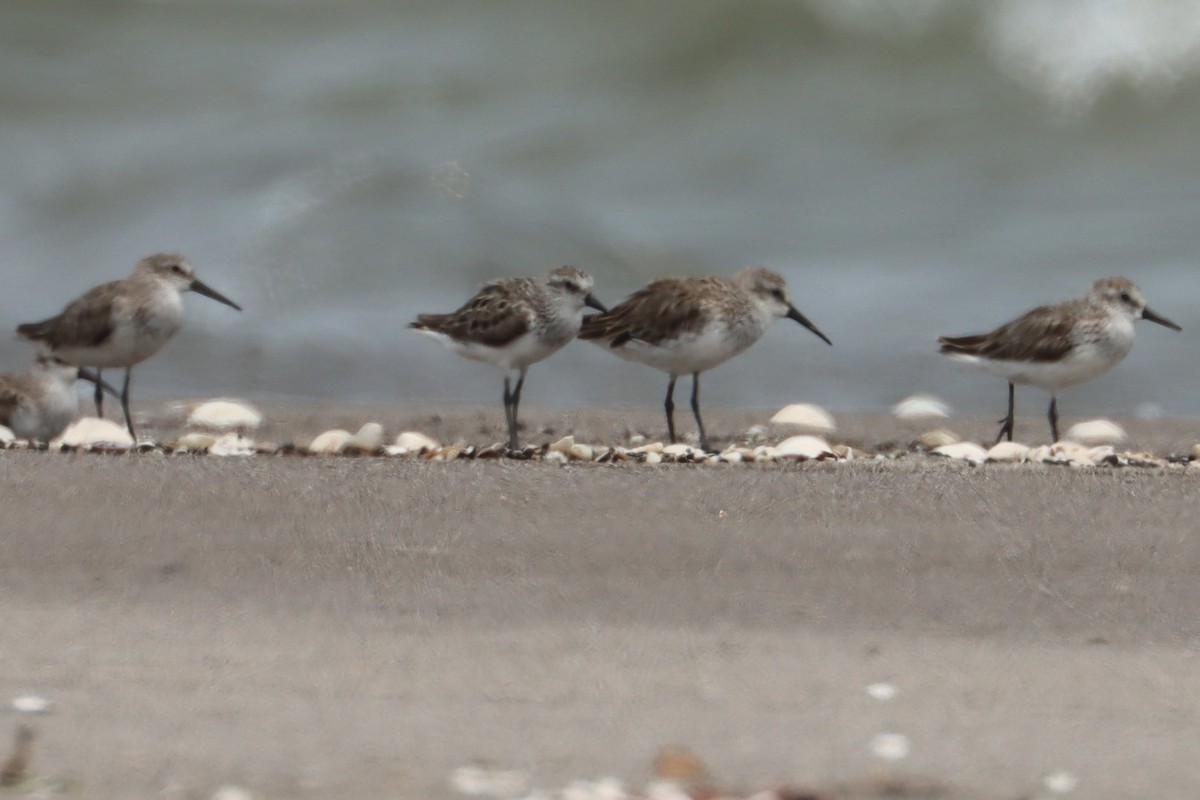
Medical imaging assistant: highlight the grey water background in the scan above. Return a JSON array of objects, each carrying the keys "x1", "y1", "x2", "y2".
[{"x1": 3, "y1": 0, "x2": 1199, "y2": 418}]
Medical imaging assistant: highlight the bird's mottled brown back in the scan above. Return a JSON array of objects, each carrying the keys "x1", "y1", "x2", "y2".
[
  {"x1": 16, "y1": 279, "x2": 121, "y2": 350},
  {"x1": 410, "y1": 277, "x2": 535, "y2": 347},
  {"x1": 939, "y1": 299, "x2": 1085, "y2": 362},
  {"x1": 578, "y1": 276, "x2": 734, "y2": 346}
]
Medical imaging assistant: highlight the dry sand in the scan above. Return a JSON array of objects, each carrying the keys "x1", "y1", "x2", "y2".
[{"x1": 3, "y1": 405, "x2": 1200, "y2": 799}]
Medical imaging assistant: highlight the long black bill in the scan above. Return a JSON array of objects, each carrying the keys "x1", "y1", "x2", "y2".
[
  {"x1": 190, "y1": 278, "x2": 242, "y2": 311},
  {"x1": 584, "y1": 293, "x2": 607, "y2": 313},
  {"x1": 77, "y1": 368, "x2": 122, "y2": 401},
  {"x1": 1142, "y1": 306, "x2": 1181, "y2": 331},
  {"x1": 786, "y1": 306, "x2": 832, "y2": 346}
]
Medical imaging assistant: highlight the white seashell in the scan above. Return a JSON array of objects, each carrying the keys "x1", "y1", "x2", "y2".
[
  {"x1": 449, "y1": 766, "x2": 528, "y2": 797},
  {"x1": 892, "y1": 394, "x2": 951, "y2": 420},
  {"x1": 544, "y1": 450, "x2": 568, "y2": 464},
  {"x1": 0, "y1": 425, "x2": 13, "y2": 444},
  {"x1": 211, "y1": 787, "x2": 254, "y2": 800},
  {"x1": 866, "y1": 682, "x2": 897, "y2": 701},
  {"x1": 632, "y1": 441, "x2": 664, "y2": 455},
  {"x1": 746, "y1": 423, "x2": 769, "y2": 438},
  {"x1": 52, "y1": 417, "x2": 134, "y2": 448},
  {"x1": 870, "y1": 732, "x2": 910, "y2": 761},
  {"x1": 1043, "y1": 770, "x2": 1078, "y2": 794},
  {"x1": 628, "y1": 434, "x2": 646, "y2": 446},
  {"x1": 568, "y1": 443, "x2": 594, "y2": 461},
  {"x1": 931, "y1": 442, "x2": 988, "y2": 465},
  {"x1": 209, "y1": 433, "x2": 255, "y2": 457},
  {"x1": 188, "y1": 400, "x2": 263, "y2": 431},
  {"x1": 1026, "y1": 444, "x2": 1053, "y2": 463},
  {"x1": 719, "y1": 451, "x2": 743, "y2": 464},
  {"x1": 171, "y1": 432, "x2": 217, "y2": 453},
  {"x1": 308, "y1": 429, "x2": 353, "y2": 455},
  {"x1": 644, "y1": 781, "x2": 693, "y2": 800},
  {"x1": 986, "y1": 441, "x2": 1030, "y2": 462},
  {"x1": 393, "y1": 431, "x2": 439, "y2": 453},
  {"x1": 776, "y1": 435, "x2": 834, "y2": 460},
  {"x1": 662, "y1": 443, "x2": 697, "y2": 458},
  {"x1": 643, "y1": 451, "x2": 663, "y2": 465},
  {"x1": 1086, "y1": 445, "x2": 1115, "y2": 462},
  {"x1": 349, "y1": 422, "x2": 384, "y2": 452},
  {"x1": 752, "y1": 445, "x2": 780, "y2": 461},
  {"x1": 1064, "y1": 419, "x2": 1126, "y2": 445},
  {"x1": 770, "y1": 403, "x2": 836, "y2": 432},
  {"x1": 11, "y1": 694, "x2": 51, "y2": 714},
  {"x1": 918, "y1": 429, "x2": 959, "y2": 449},
  {"x1": 549, "y1": 435, "x2": 575, "y2": 454}
]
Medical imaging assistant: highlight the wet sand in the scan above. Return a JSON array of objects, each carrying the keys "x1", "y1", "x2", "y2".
[{"x1": 3, "y1": 406, "x2": 1200, "y2": 799}]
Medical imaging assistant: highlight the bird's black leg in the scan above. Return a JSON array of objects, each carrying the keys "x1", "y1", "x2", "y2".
[
  {"x1": 93, "y1": 367, "x2": 104, "y2": 419},
  {"x1": 1048, "y1": 395, "x2": 1059, "y2": 443},
  {"x1": 502, "y1": 376, "x2": 517, "y2": 449},
  {"x1": 120, "y1": 368, "x2": 137, "y2": 441},
  {"x1": 510, "y1": 369, "x2": 526, "y2": 449},
  {"x1": 664, "y1": 376, "x2": 678, "y2": 443},
  {"x1": 690, "y1": 372, "x2": 709, "y2": 451},
  {"x1": 995, "y1": 381, "x2": 1016, "y2": 443}
]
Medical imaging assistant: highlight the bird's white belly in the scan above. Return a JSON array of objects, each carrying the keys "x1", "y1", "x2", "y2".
[
  {"x1": 951, "y1": 342, "x2": 1130, "y2": 391},
  {"x1": 415, "y1": 328, "x2": 570, "y2": 372},
  {"x1": 612, "y1": 324, "x2": 759, "y2": 376}
]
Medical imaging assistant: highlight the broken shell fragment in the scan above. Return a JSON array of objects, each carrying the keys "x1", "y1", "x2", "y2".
[
  {"x1": 931, "y1": 442, "x2": 988, "y2": 465},
  {"x1": 307, "y1": 429, "x2": 353, "y2": 455},
  {"x1": 392, "y1": 431, "x2": 439, "y2": 453}
]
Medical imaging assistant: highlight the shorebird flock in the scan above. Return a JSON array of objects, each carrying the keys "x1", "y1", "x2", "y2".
[{"x1": 0, "y1": 253, "x2": 1186, "y2": 459}]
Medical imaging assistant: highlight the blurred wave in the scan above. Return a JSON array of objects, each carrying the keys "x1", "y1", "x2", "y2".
[{"x1": 1, "y1": 0, "x2": 1198, "y2": 413}]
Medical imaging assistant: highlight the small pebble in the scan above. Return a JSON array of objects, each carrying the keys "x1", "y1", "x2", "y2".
[
  {"x1": 544, "y1": 450, "x2": 569, "y2": 464},
  {"x1": 1043, "y1": 770, "x2": 1078, "y2": 794},
  {"x1": 866, "y1": 682, "x2": 897, "y2": 701}
]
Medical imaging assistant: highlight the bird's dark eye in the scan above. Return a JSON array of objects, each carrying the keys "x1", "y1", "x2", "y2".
[
  {"x1": 771, "y1": 288, "x2": 785, "y2": 300},
  {"x1": 171, "y1": 264, "x2": 184, "y2": 274},
  {"x1": 1119, "y1": 291, "x2": 1132, "y2": 303}
]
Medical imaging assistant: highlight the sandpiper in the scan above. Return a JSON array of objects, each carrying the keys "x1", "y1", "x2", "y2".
[
  {"x1": 939, "y1": 277, "x2": 1181, "y2": 443},
  {"x1": 578, "y1": 266, "x2": 831, "y2": 450},
  {"x1": 16, "y1": 253, "x2": 242, "y2": 440},
  {"x1": 410, "y1": 265, "x2": 606, "y2": 449},
  {"x1": 0, "y1": 356, "x2": 119, "y2": 442}
]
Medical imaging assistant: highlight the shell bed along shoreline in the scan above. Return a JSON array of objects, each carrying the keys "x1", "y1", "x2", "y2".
[{"x1": 1, "y1": 399, "x2": 1197, "y2": 471}]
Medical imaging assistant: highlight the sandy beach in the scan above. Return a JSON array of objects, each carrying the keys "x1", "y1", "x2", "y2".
[{"x1": 3, "y1": 405, "x2": 1200, "y2": 799}]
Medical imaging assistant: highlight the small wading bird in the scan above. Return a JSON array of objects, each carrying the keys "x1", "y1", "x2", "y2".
[
  {"x1": 0, "y1": 356, "x2": 120, "y2": 442},
  {"x1": 17, "y1": 253, "x2": 242, "y2": 440},
  {"x1": 939, "y1": 277, "x2": 1181, "y2": 443},
  {"x1": 410, "y1": 266, "x2": 606, "y2": 449},
  {"x1": 579, "y1": 267, "x2": 831, "y2": 451}
]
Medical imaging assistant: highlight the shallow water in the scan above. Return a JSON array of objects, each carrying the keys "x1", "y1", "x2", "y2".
[{"x1": 2, "y1": 0, "x2": 1198, "y2": 415}]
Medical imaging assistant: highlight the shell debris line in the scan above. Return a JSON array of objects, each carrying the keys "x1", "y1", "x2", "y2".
[{"x1": 769, "y1": 403, "x2": 836, "y2": 432}]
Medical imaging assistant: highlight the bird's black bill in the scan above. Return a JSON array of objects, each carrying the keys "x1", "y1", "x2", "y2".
[
  {"x1": 786, "y1": 306, "x2": 832, "y2": 345},
  {"x1": 190, "y1": 279, "x2": 242, "y2": 311},
  {"x1": 76, "y1": 368, "x2": 122, "y2": 401},
  {"x1": 1142, "y1": 306, "x2": 1181, "y2": 331},
  {"x1": 584, "y1": 293, "x2": 607, "y2": 313}
]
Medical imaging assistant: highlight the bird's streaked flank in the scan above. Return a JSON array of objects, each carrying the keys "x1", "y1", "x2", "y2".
[
  {"x1": 0, "y1": 356, "x2": 119, "y2": 442},
  {"x1": 409, "y1": 266, "x2": 606, "y2": 449},
  {"x1": 579, "y1": 266, "x2": 831, "y2": 451},
  {"x1": 16, "y1": 253, "x2": 242, "y2": 440},
  {"x1": 939, "y1": 277, "x2": 1180, "y2": 443}
]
